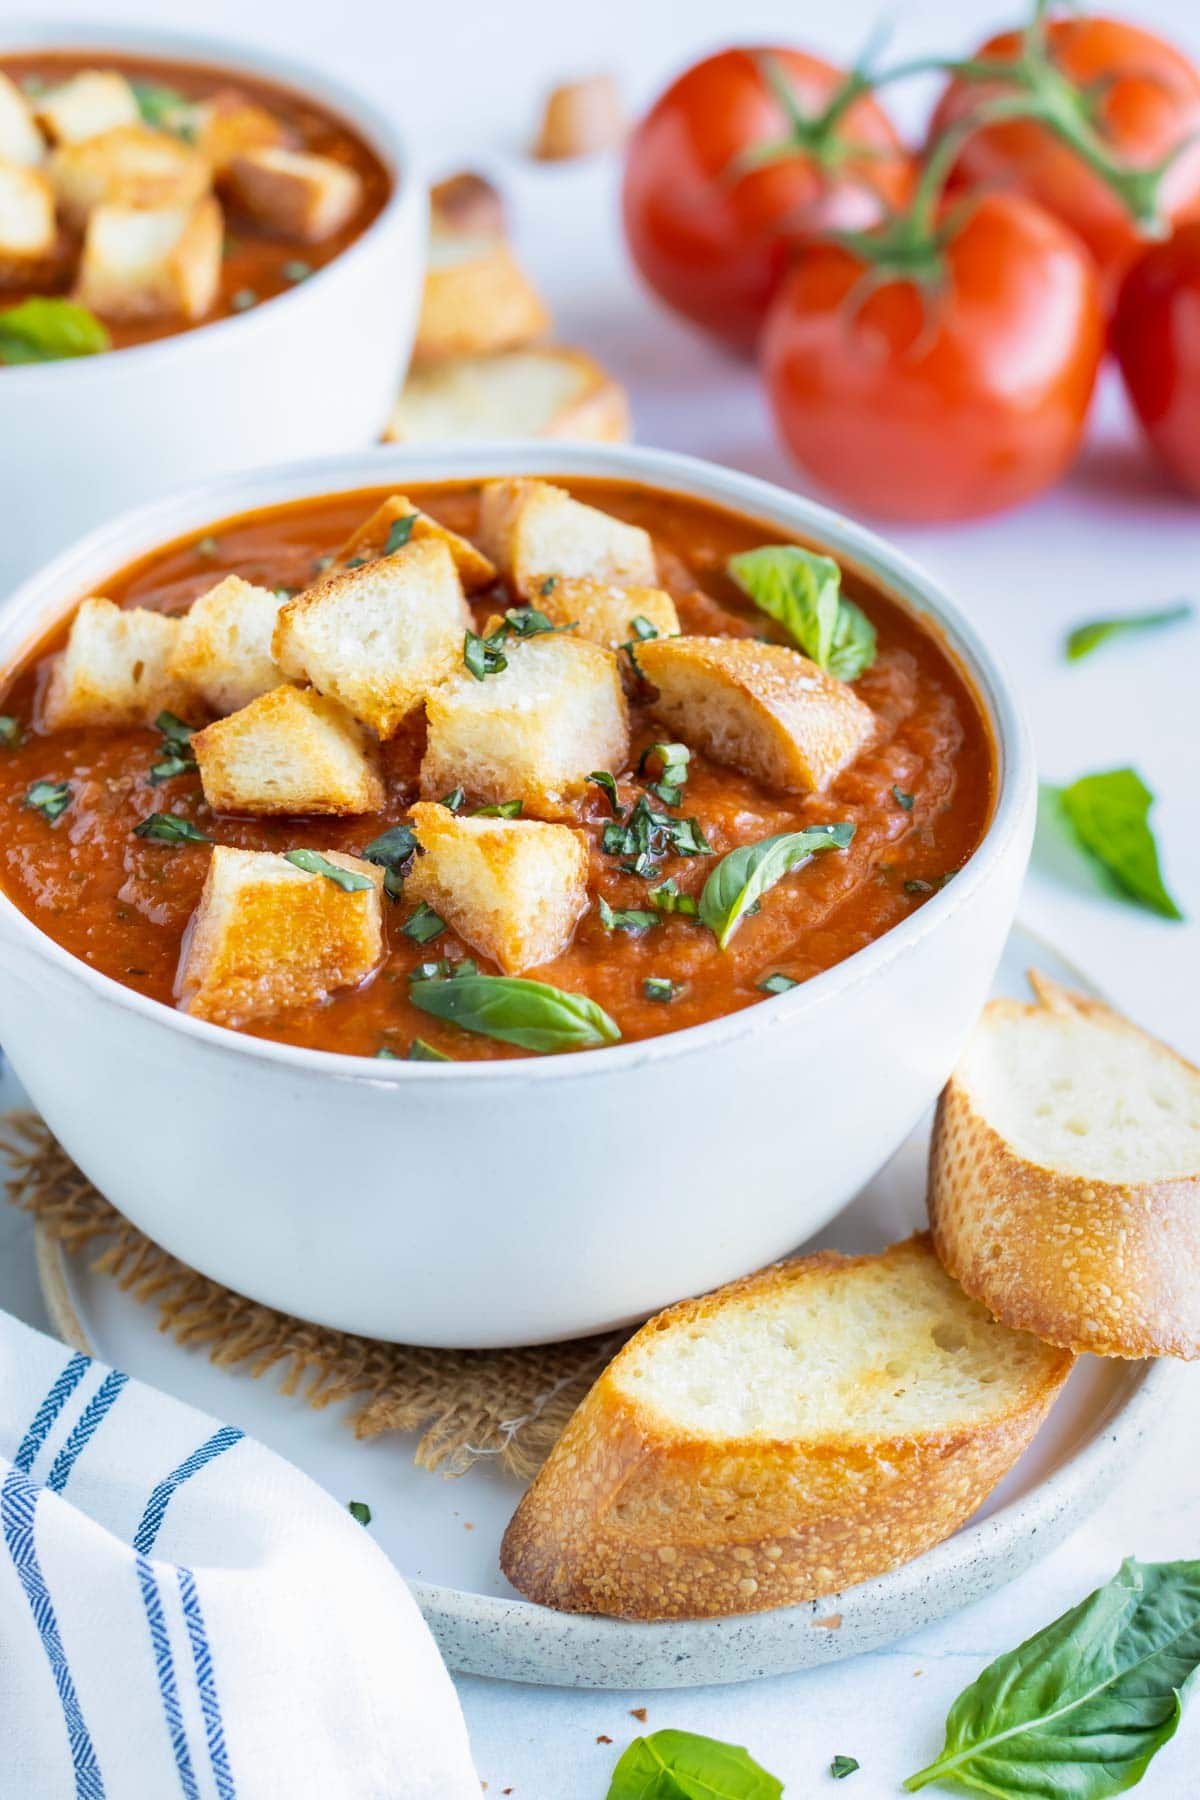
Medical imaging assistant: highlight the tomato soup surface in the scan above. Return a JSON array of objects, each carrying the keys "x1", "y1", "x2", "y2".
[
  {"x1": 0, "y1": 480, "x2": 995, "y2": 1060},
  {"x1": 1, "y1": 50, "x2": 391, "y2": 354}
]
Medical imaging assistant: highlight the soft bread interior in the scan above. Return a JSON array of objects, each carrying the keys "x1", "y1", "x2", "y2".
[
  {"x1": 959, "y1": 999, "x2": 1200, "y2": 1184},
  {"x1": 616, "y1": 1242, "x2": 1059, "y2": 1441}
]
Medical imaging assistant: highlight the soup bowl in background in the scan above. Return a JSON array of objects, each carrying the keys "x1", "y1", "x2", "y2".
[
  {"x1": 0, "y1": 443, "x2": 1036, "y2": 1347},
  {"x1": 0, "y1": 22, "x2": 424, "y2": 590}
]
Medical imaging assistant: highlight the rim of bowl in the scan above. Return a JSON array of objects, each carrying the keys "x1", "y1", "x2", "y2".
[
  {"x1": 0, "y1": 19, "x2": 418, "y2": 383},
  {"x1": 0, "y1": 441, "x2": 1037, "y2": 1085}
]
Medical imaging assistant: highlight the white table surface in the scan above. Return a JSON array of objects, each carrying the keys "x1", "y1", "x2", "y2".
[{"x1": 5, "y1": 0, "x2": 1200, "y2": 1793}]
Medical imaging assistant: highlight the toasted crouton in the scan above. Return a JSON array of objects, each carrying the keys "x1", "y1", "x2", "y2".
[
  {"x1": 636, "y1": 636, "x2": 875, "y2": 793},
  {"x1": 40, "y1": 598, "x2": 192, "y2": 731},
  {"x1": 406, "y1": 802, "x2": 589, "y2": 974},
  {"x1": 430, "y1": 170, "x2": 505, "y2": 239},
  {"x1": 421, "y1": 634, "x2": 629, "y2": 821},
  {"x1": 225, "y1": 146, "x2": 362, "y2": 242},
  {"x1": 536, "y1": 577, "x2": 679, "y2": 651},
  {"x1": 33, "y1": 71, "x2": 140, "y2": 145},
  {"x1": 273, "y1": 539, "x2": 469, "y2": 739},
  {"x1": 48, "y1": 125, "x2": 211, "y2": 228},
  {"x1": 192, "y1": 685, "x2": 384, "y2": 816},
  {"x1": 169, "y1": 577, "x2": 288, "y2": 717},
  {"x1": 334, "y1": 495, "x2": 496, "y2": 592},
  {"x1": 192, "y1": 89, "x2": 285, "y2": 175},
  {"x1": 0, "y1": 72, "x2": 46, "y2": 166},
  {"x1": 414, "y1": 234, "x2": 551, "y2": 365},
  {"x1": 478, "y1": 479, "x2": 656, "y2": 598},
  {"x1": 533, "y1": 73, "x2": 626, "y2": 161},
  {"x1": 177, "y1": 845, "x2": 384, "y2": 1027},
  {"x1": 0, "y1": 164, "x2": 57, "y2": 286},
  {"x1": 384, "y1": 346, "x2": 631, "y2": 446},
  {"x1": 74, "y1": 195, "x2": 222, "y2": 322}
]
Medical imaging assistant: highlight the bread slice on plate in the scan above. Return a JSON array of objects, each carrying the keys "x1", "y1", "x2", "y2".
[
  {"x1": 931, "y1": 971, "x2": 1200, "y2": 1358},
  {"x1": 500, "y1": 1235, "x2": 1071, "y2": 1620},
  {"x1": 384, "y1": 346, "x2": 629, "y2": 444}
]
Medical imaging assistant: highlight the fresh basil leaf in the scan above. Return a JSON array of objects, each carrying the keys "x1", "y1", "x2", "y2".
[
  {"x1": 893, "y1": 786, "x2": 915, "y2": 811},
  {"x1": 587, "y1": 771, "x2": 623, "y2": 818},
  {"x1": 0, "y1": 298, "x2": 110, "y2": 366},
  {"x1": 606, "y1": 1728, "x2": 782, "y2": 1799},
  {"x1": 346, "y1": 1499, "x2": 372, "y2": 1526},
  {"x1": 23, "y1": 780, "x2": 71, "y2": 823},
  {"x1": 905, "y1": 1557, "x2": 1200, "y2": 1799},
  {"x1": 1065, "y1": 602, "x2": 1192, "y2": 664},
  {"x1": 362, "y1": 825, "x2": 419, "y2": 873},
  {"x1": 131, "y1": 79, "x2": 191, "y2": 129},
  {"x1": 472, "y1": 799, "x2": 522, "y2": 818},
  {"x1": 0, "y1": 715, "x2": 22, "y2": 748},
  {"x1": 411, "y1": 973, "x2": 620, "y2": 1053},
  {"x1": 463, "y1": 627, "x2": 508, "y2": 680},
  {"x1": 1045, "y1": 769, "x2": 1183, "y2": 921},
  {"x1": 700, "y1": 823, "x2": 854, "y2": 948},
  {"x1": 728, "y1": 545, "x2": 877, "y2": 680},
  {"x1": 597, "y1": 895, "x2": 659, "y2": 934},
  {"x1": 402, "y1": 901, "x2": 445, "y2": 943},
  {"x1": 440, "y1": 786, "x2": 465, "y2": 813},
  {"x1": 284, "y1": 849, "x2": 375, "y2": 892},
  {"x1": 758, "y1": 972, "x2": 798, "y2": 994},
  {"x1": 831, "y1": 1755, "x2": 860, "y2": 1779},
  {"x1": 602, "y1": 796, "x2": 712, "y2": 862},
  {"x1": 649, "y1": 878, "x2": 698, "y2": 917},
  {"x1": 408, "y1": 1038, "x2": 452, "y2": 1062},
  {"x1": 383, "y1": 513, "x2": 418, "y2": 555},
  {"x1": 643, "y1": 976, "x2": 682, "y2": 1003},
  {"x1": 133, "y1": 812, "x2": 211, "y2": 845}
]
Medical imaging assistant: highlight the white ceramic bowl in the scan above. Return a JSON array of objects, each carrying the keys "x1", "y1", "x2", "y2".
[
  {"x1": 0, "y1": 444, "x2": 1036, "y2": 1348},
  {"x1": 0, "y1": 23, "x2": 425, "y2": 590}
]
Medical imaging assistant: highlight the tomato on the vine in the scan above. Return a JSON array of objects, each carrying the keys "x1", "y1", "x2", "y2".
[
  {"x1": 621, "y1": 47, "x2": 913, "y2": 353},
  {"x1": 1113, "y1": 223, "x2": 1200, "y2": 497},
  {"x1": 760, "y1": 191, "x2": 1104, "y2": 523}
]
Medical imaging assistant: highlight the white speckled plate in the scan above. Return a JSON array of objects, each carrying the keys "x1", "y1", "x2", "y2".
[{"x1": 18, "y1": 923, "x2": 1179, "y2": 1689}]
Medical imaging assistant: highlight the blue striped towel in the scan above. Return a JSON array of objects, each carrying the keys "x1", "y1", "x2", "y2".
[{"x1": 0, "y1": 1314, "x2": 479, "y2": 1798}]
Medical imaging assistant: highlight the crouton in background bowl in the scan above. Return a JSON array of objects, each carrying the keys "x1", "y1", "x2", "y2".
[
  {"x1": 0, "y1": 22, "x2": 424, "y2": 590},
  {"x1": 0, "y1": 443, "x2": 1036, "y2": 1348}
]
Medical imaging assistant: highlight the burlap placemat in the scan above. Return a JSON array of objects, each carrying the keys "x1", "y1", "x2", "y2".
[{"x1": 2, "y1": 1112, "x2": 623, "y2": 1479}]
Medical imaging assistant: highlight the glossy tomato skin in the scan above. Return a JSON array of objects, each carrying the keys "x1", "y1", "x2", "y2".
[
  {"x1": 1113, "y1": 223, "x2": 1200, "y2": 496},
  {"x1": 622, "y1": 47, "x2": 913, "y2": 353},
  {"x1": 761, "y1": 193, "x2": 1104, "y2": 523},
  {"x1": 932, "y1": 16, "x2": 1200, "y2": 302}
]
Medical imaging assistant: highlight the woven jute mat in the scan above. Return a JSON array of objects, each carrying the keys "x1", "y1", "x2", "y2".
[{"x1": 2, "y1": 1111, "x2": 622, "y2": 1480}]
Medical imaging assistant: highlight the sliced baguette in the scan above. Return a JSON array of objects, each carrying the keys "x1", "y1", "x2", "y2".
[
  {"x1": 501, "y1": 1234, "x2": 1071, "y2": 1620},
  {"x1": 930, "y1": 972, "x2": 1200, "y2": 1358},
  {"x1": 383, "y1": 347, "x2": 630, "y2": 445},
  {"x1": 413, "y1": 233, "x2": 551, "y2": 365}
]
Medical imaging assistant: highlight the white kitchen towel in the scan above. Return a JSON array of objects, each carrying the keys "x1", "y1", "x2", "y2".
[{"x1": 0, "y1": 1312, "x2": 479, "y2": 1799}]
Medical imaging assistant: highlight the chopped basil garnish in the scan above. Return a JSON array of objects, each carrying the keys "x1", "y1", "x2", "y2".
[
  {"x1": 628, "y1": 616, "x2": 658, "y2": 641},
  {"x1": 586, "y1": 771, "x2": 623, "y2": 817},
  {"x1": 539, "y1": 575, "x2": 558, "y2": 596},
  {"x1": 728, "y1": 545, "x2": 877, "y2": 681},
  {"x1": 648, "y1": 877, "x2": 698, "y2": 916},
  {"x1": 402, "y1": 901, "x2": 446, "y2": 943},
  {"x1": 597, "y1": 895, "x2": 659, "y2": 934},
  {"x1": 758, "y1": 972, "x2": 799, "y2": 994},
  {"x1": 409, "y1": 956, "x2": 476, "y2": 983},
  {"x1": 131, "y1": 79, "x2": 190, "y2": 130},
  {"x1": 149, "y1": 710, "x2": 198, "y2": 784},
  {"x1": 1065, "y1": 601, "x2": 1192, "y2": 664},
  {"x1": 463, "y1": 626, "x2": 508, "y2": 681},
  {"x1": 361, "y1": 823, "x2": 420, "y2": 899},
  {"x1": 643, "y1": 976, "x2": 682, "y2": 1003},
  {"x1": 408, "y1": 1037, "x2": 452, "y2": 1062},
  {"x1": 904, "y1": 877, "x2": 935, "y2": 894},
  {"x1": 411, "y1": 973, "x2": 620, "y2": 1053},
  {"x1": 344, "y1": 556, "x2": 368, "y2": 569},
  {"x1": 374, "y1": 1047, "x2": 400, "y2": 1060},
  {"x1": 1041, "y1": 768, "x2": 1183, "y2": 920},
  {"x1": 472, "y1": 799, "x2": 523, "y2": 818},
  {"x1": 608, "y1": 1730, "x2": 782, "y2": 1799},
  {"x1": 284, "y1": 849, "x2": 375, "y2": 892},
  {"x1": 383, "y1": 513, "x2": 418, "y2": 555},
  {"x1": 440, "y1": 786, "x2": 465, "y2": 813},
  {"x1": 602, "y1": 795, "x2": 712, "y2": 862},
  {"x1": 621, "y1": 853, "x2": 662, "y2": 879},
  {"x1": 700, "y1": 823, "x2": 855, "y2": 948},
  {"x1": 0, "y1": 298, "x2": 110, "y2": 366},
  {"x1": 0, "y1": 716, "x2": 22, "y2": 748},
  {"x1": 312, "y1": 552, "x2": 335, "y2": 574},
  {"x1": 831, "y1": 1755, "x2": 860, "y2": 1779},
  {"x1": 231, "y1": 288, "x2": 258, "y2": 312},
  {"x1": 892, "y1": 786, "x2": 915, "y2": 811},
  {"x1": 133, "y1": 812, "x2": 211, "y2": 845},
  {"x1": 502, "y1": 606, "x2": 572, "y2": 640},
  {"x1": 347, "y1": 1500, "x2": 372, "y2": 1526},
  {"x1": 638, "y1": 741, "x2": 690, "y2": 806},
  {"x1": 195, "y1": 535, "x2": 220, "y2": 558},
  {"x1": 23, "y1": 780, "x2": 71, "y2": 824},
  {"x1": 282, "y1": 258, "x2": 313, "y2": 283}
]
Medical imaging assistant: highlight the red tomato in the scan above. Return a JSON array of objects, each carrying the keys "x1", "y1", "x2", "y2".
[
  {"x1": 760, "y1": 193, "x2": 1104, "y2": 522},
  {"x1": 622, "y1": 47, "x2": 913, "y2": 353},
  {"x1": 1113, "y1": 222, "x2": 1200, "y2": 496},
  {"x1": 932, "y1": 16, "x2": 1200, "y2": 301}
]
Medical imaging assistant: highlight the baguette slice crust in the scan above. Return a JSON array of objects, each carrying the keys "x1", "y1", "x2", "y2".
[
  {"x1": 636, "y1": 635, "x2": 875, "y2": 793},
  {"x1": 478, "y1": 479, "x2": 657, "y2": 597},
  {"x1": 384, "y1": 347, "x2": 631, "y2": 446},
  {"x1": 931, "y1": 973, "x2": 1200, "y2": 1359},
  {"x1": 333, "y1": 494, "x2": 496, "y2": 592},
  {"x1": 192, "y1": 684, "x2": 384, "y2": 816},
  {"x1": 40, "y1": 598, "x2": 193, "y2": 731},
  {"x1": 500, "y1": 1235, "x2": 1071, "y2": 1621},
  {"x1": 413, "y1": 234, "x2": 551, "y2": 365},
  {"x1": 225, "y1": 146, "x2": 362, "y2": 242}
]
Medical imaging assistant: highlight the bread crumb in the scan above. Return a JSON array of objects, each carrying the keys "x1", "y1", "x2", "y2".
[
  {"x1": 812, "y1": 1613, "x2": 843, "y2": 1629},
  {"x1": 630, "y1": 1707, "x2": 647, "y2": 1723},
  {"x1": 596, "y1": 1735, "x2": 612, "y2": 1745}
]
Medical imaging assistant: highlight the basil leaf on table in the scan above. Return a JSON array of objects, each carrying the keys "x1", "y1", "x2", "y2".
[
  {"x1": 727, "y1": 545, "x2": 877, "y2": 680},
  {"x1": 905, "y1": 1557, "x2": 1200, "y2": 1799},
  {"x1": 0, "y1": 298, "x2": 110, "y2": 365},
  {"x1": 606, "y1": 1729, "x2": 782, "y2": 1799},
  {"x1": 1064, "y1": 602, "x2": 1192, "y2": 664},
  {"x1": 1041, "y1": 769, "x2": 1183, "y2": 921},
  {"x1": 700, "y1": 823, "x2": 855, "y2": 949},
  {"x1": 410, "y1": 974, "x2": 620, "y2": 1053}
]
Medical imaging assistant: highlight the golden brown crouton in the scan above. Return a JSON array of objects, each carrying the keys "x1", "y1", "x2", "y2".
[
  {"x1": 636, "y1": 636, "x2": 875, "y2": 793},
  {"x1": 33, "y1": 72, "x2": 140, "y2": 145},
  {"x1": 225, "y1": 146, "x2": 362, "y2": 242},
  {"x1": 406, "y1": 801, "x2": 589, "y2": 974},
  {"x1": 413, "y1": 234, "x2": 551, "y2": 365},
  {"x1": 334, "y1": 495, "x2": 496, "y2": 592},
  {"x1": 0, "y1": 72, "x2": 46, "y2": 166},
  {"x1": 478, "y1": 479, "x2": 656, "y2": 598},
  {"x1": 533, "y1": 74, "x2": 626, "y2": 161},
  {"x1": 40, "y1": 598, "x2": 193, "y2": 731},
  {"x1": 74, "y1": 195, "x2": 222, "y2": 322},
  {"x1": 383, "y1": 346, "x2": 631, "y2": 446},
  {"x1": 273, "y1": 539, "x2": 469, "y2": 740},
  {"x1": 48, "y1": 125, "x2": 211, "y2": 228},
  {"x1": 0, "y1": 164, "x2": 57, "y2": 286},
  {"x1": 177, "y1": 845, "x2": 384, "y2": 1027},
  {"x1": 193, "y1": 90, "x2": 285, "y2": 175},
  {"x1": 429, "y1": 170, "x2": 505, "y2": 239},
  {"x1": 192, "y1": 685, "x2": 384, "y2": 816},
  {"x1": 169, "y1": 577, "x2": 288, "y2": 717},
  {"x1": 421, "y1": 634, "x2": 629, "y2": 821},
  {"x1": 535, "y1": 576, "x2": 679, "y2": 651}
]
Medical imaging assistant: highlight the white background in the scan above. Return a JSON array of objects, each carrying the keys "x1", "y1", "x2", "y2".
[{"x1": 5, "y1": 0, "x2": 1200, "y2": 1794}]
